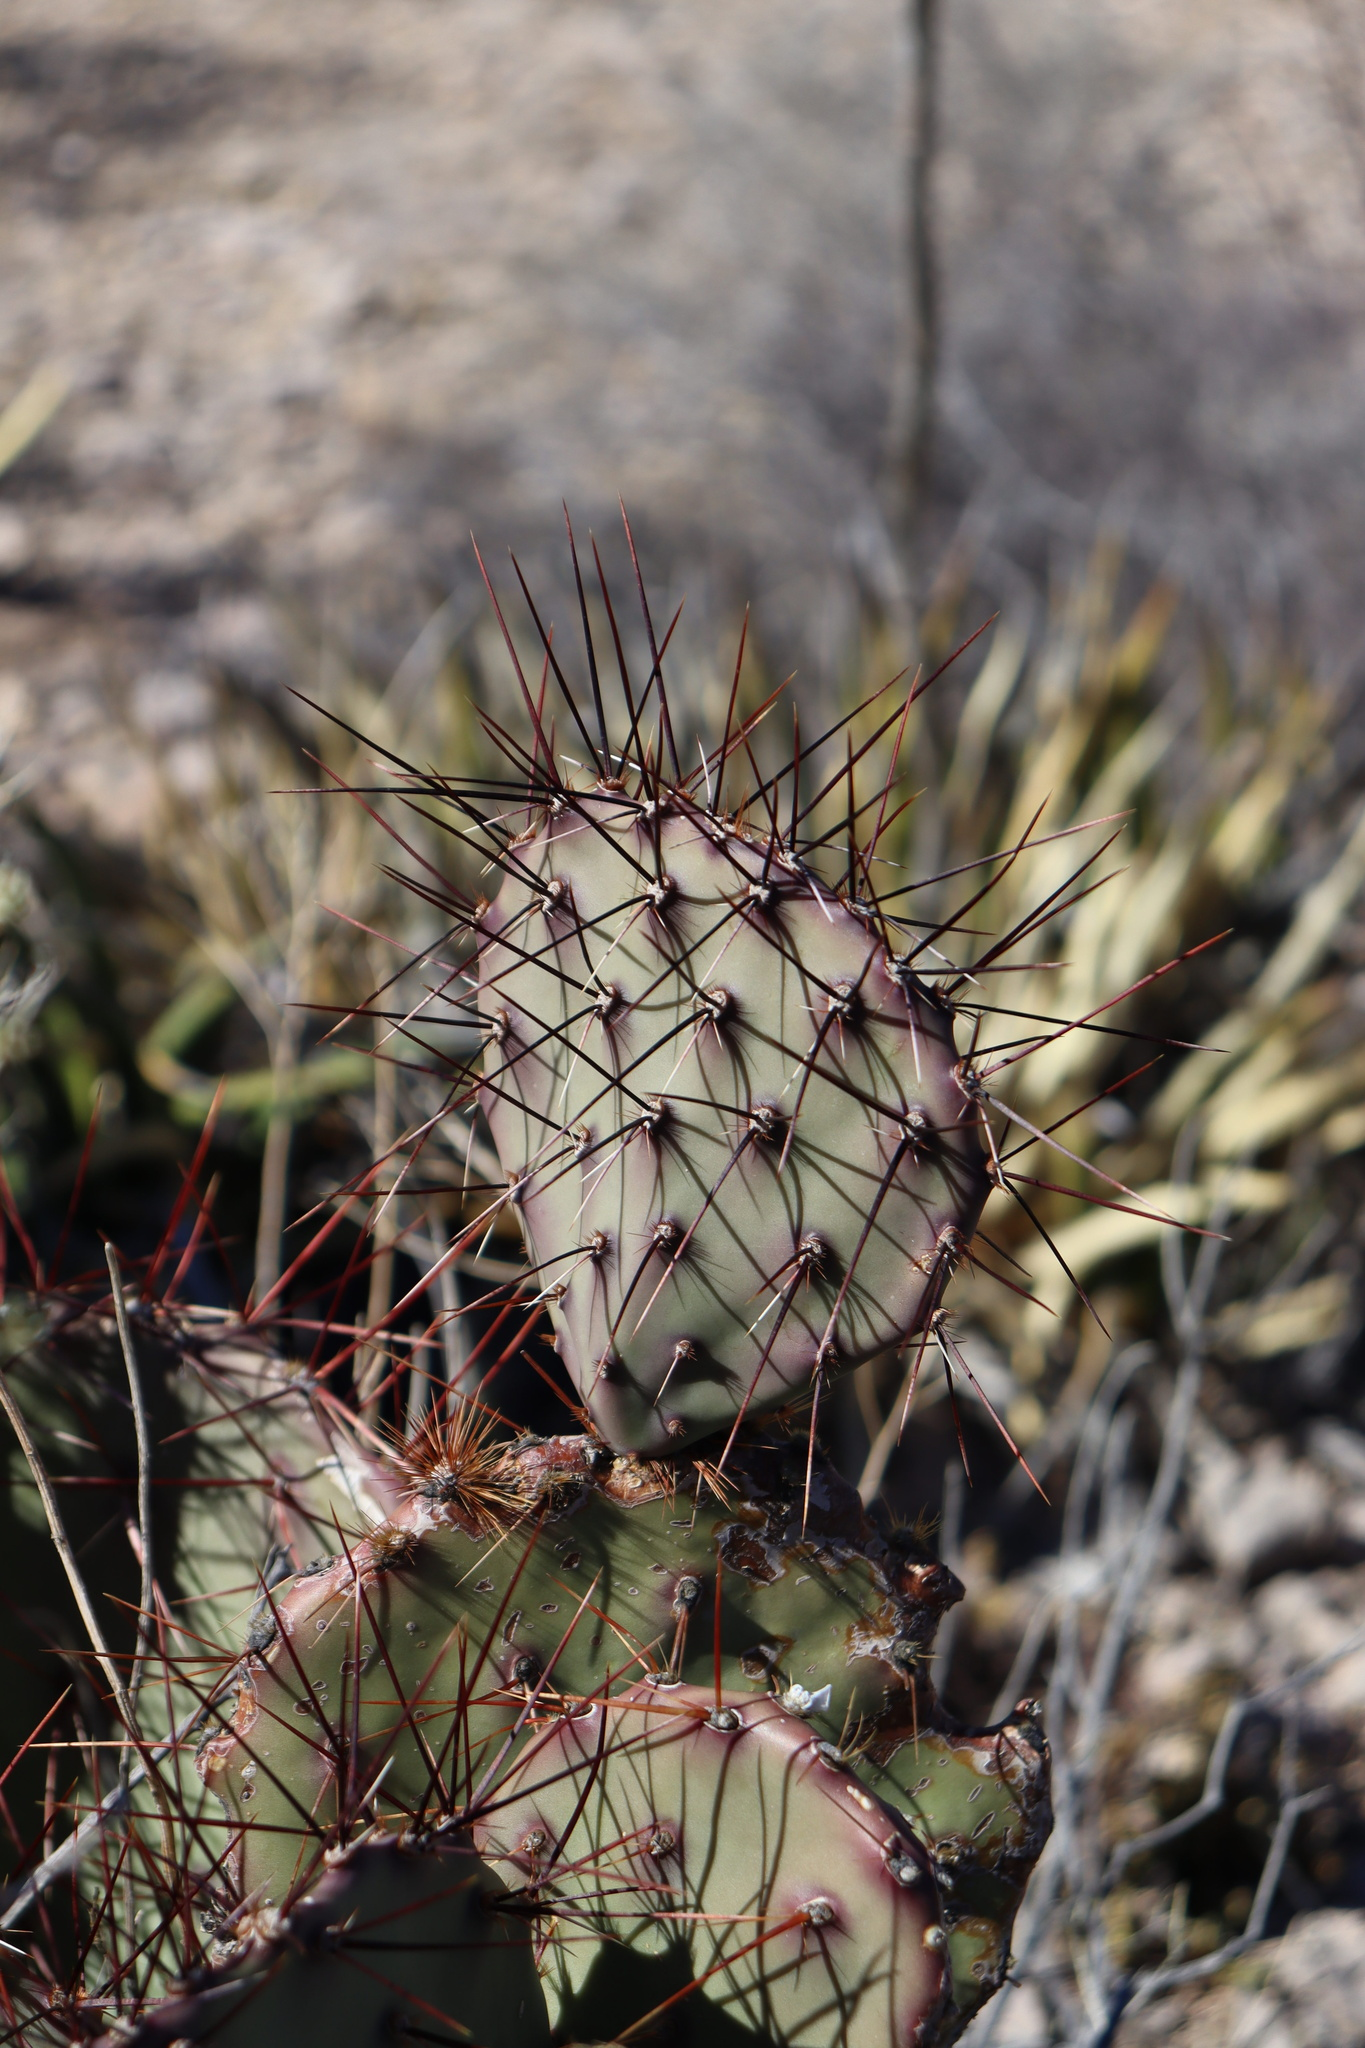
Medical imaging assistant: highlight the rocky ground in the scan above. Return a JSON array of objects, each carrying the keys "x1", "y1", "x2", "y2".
[{"x1": 1, "y1": 0, "x2": 1364, "y2": 784}]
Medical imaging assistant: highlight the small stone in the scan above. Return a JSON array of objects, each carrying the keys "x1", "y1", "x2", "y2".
[
  {"x1": 1137, "y1": 1727, "x2": 1207, "y2": 1789},
  {"x1": 1188, "y1": 1428, "x2": 1333, "y2": 1581}
]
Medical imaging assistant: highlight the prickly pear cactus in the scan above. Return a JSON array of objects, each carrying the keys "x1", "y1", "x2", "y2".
[
  {"x1": 0, "y1": 1294, "x2": 385, "y2": 1888},
  {"x1": 0, "y1": 541, "x2": 1074, "y2": 2048},
  {"x1": 478, "y1": 793, "x2": 988, "y2": 1454}
]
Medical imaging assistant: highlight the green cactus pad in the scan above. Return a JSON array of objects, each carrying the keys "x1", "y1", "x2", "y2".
[
  {"x1": 862, "y1": 1707, "x2": 1052, "y2": 2038},
  {"x1": 477, "y1": 792, "x2": 988, "y2": 1453},
  {"x1": 476, "y1": 1680, "x2": 949, "y2": 2047},
  {"x1": 196, "y1": 1429, "x2": 1049, "y2": 2040},
  {"x1": 166, "y1": 1339, "x2": 403, "y2": 1662},
  {"x1": 101, "y1": 1832, "x2": 548, "y2": 2048}
]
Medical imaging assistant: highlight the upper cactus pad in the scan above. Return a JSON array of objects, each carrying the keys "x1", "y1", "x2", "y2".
[{"x1": 477, "y1": 793, "x2": 988, "y2": 1452}]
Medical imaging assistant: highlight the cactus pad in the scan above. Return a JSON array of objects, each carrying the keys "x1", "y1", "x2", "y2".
[
  {"x1": 197, "y1": 1433, "x2": 961, "y2": 1905},
  {"x1": 477, "y1": 1680, "x2": 948, "y2": 2046},
  {"x1": 863, "y1": 1708, "x2": 1053, "y2": 2037},
  {"x1": 0, "y1": 1298, "x2": 384, "y2": 1889},
  {"x1": 477, "y1": 794, "x2": 988, "y2": 1453},
  {"x1": 195, "y1": 1426, "x2": 1051, "y2": 2041}
]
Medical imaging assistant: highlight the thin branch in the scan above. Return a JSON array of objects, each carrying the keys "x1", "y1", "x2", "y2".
[{"x1": 106, "y1": 1247, "x2": 156, "y2": 1734}]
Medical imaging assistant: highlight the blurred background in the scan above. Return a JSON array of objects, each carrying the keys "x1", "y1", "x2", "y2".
[{"x1": 4, "y1": 2, "x2": 1365, "y2": 2042}]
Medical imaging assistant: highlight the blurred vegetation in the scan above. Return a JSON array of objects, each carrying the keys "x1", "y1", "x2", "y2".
[{"x1": 5, "y1": 541, "x2": 1365, "y2": 1460}]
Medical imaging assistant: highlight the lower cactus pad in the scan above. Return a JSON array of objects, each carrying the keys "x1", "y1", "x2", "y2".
[
  {"x1": 104, "y1": 1833, "x2": 548, "y2": 2048},
  {"x1": 477, "y1": 1682, "x2": 948, "y2": 2047}
]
